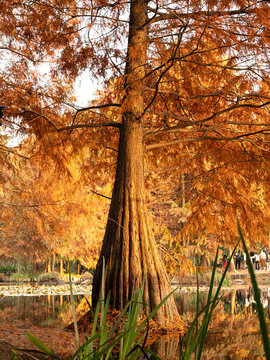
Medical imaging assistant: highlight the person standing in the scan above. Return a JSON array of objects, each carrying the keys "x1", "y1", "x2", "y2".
[
  {"x1": 250, "y1": 251, "x2": 255, "y2": 266},
  {"x1": 235, "y1": 251, "x2": 241, "y2": 270},
  {"x1": 223, "y1": 254, "x2": 228, "y2": 269},
  {"x1": 255, "y1": 253, "x2": 260, "y2": 270}
]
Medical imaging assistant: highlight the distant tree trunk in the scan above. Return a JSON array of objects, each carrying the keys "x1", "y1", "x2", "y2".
[
  {"x1": 60, "y1": 257, "x2": 63, "y2": 275},
  {"x1": 92, "y1": 0, "x2": 178, "y2": 323},
  {"x1": 24, "y1": 259, "x2": 28, "y2": 273},
  {"x1": 52, "y1": 253, "x2": 55, "y2": 272},
  {"x1": 200, "y1": 253, "x2": 210, "y2": 268},
  {"x1": 47, "y1": 258, "x2": 52, "y2": 273},
  {"x1": 17, "y1": 259, "x2": 21, "y2": 273}
]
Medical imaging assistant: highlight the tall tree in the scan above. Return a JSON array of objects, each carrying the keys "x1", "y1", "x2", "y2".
[
  {"x1": 0, "y1": 138, "x2": 109, "y2": 269},
  {"x1": 1, "y1": 0, "x2": 270, "y2": 322}
]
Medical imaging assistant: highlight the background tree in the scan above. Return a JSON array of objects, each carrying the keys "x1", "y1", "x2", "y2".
[{"x1": 0, "y1": 138, "x2": 109, "y2": 271}]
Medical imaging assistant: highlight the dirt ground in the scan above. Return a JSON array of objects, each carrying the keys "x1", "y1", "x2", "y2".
[{"x1": 0, "y1": 326, "x2": 80, "y2": 359}]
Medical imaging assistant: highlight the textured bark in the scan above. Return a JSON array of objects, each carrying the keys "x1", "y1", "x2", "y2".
[
  {"x1": 92, "y1": 0, "x2": 179, "y2": 323},
  {"x1": 200, "y1": 253, "x2": 210, "y2": 268}
]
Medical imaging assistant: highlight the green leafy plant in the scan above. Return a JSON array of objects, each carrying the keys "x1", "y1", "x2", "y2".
[
  {"x1": 0, "y1": 264, "x2": 17, "y2": 274},
  {"x1": 38, "y1": 272, "x2": 61, "y2": 284},
  {"x1": 237, "y1": 221, "x2": 270, "y2": 359},
  {"x1": 18, "y1": 258, "x2": 176, "y2": 360},
  {"x1": 180, "y1": 222, "x2": 270, "y2": 360},
  {"x1": 179, "y1": 242, "x2": 238, "y2": 360},
  {"x1": 9, "y1": 272, "x2": 29, "y2": 283}
]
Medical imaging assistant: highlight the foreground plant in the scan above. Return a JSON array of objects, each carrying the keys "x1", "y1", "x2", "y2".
[
  {"x1": 13, "y1": 259, "x2": 176, "y2": 360},
  {"x1": 180, "y1": 222, "x2": 270, "y2": 360},
  {"x1": 179, "y1": 242, "x2": 238, "y2": 360},
  {"x1": 237, "y1": 221, "x2": 270, "y2": 359},
  {"x1": 12, "y1": 224, "x2": 270, "y2": 359}
]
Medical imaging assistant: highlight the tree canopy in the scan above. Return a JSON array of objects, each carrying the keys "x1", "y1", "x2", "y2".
[{"x1": 0, "y1": 0, "x2": 270, "y2": 320}]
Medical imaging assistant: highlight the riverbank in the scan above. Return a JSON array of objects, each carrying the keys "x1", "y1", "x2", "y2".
[{"x1": 173, "y1": 267, "x2": 270, "y2": 288}]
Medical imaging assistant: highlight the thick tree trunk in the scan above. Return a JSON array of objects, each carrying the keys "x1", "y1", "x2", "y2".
[{"x1": 92, "y1": 0, "x2": 178, "y2": 323}]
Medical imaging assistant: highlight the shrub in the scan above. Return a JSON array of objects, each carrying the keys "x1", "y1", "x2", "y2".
[
  {"x1": 38, "y1": 272, "x2": 62, "y2": 285},
  {"x1": 0, "y1": 264, "x2": 17, "y2": 275}
]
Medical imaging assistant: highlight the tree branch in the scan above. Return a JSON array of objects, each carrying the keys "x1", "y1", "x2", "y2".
[
  {"x1": 0, "y1": 144, "x2": 29, "y2": 160},
  {"x1": 0, "y1": 202, "x2": 62, "y2": 207},
  {"x1": 58, "y1": 122, "x2": 121, "y2": 132},
  {"x1": 0, "y1": 47, "x2": 37, "y2": 63},
  {"x1": 146, "y1": 128, "x2": 270, "y2": 150},
  {"x1": 148, "y1": 7, "x2": 252, "y2": 25},
  {"x1": 23, "y1": 109, "x2": 122, "y2": 132},
  {"x1": 145, "y1": 100, "x2": 270, "y2": 139},
  {"x1": 90, "y1": 190, "x2": 111, "y2": 200},
  {"x1": 68, "y1": 103, "x2": 122, "y2": 133}
]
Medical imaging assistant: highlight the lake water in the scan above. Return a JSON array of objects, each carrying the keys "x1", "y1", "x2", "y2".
[
  {"x1": 0, "y1": 286, "x2": 269, "y2": 359},
  {"x1": 0, "y1": 293, "x2": 89, "y2": 329}
]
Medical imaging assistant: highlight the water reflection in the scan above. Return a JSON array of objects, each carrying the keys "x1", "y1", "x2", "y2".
[
  {"x1": 151, "y1": 288, "x2": 270, "y2": 360},
  {"x1": 0, "y1": 294, "x2": 89, "y2": 328},
  {"x1": 175, "y1": 286, "x2": 270, "y2": 318},
  {"x1": 0, "y1": 288, "x2": 270, "y2": 359}
]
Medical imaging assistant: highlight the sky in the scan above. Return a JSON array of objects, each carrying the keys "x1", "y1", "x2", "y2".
[{"x1": 74, "y1": 71, "x2": 99, "y2": 107}]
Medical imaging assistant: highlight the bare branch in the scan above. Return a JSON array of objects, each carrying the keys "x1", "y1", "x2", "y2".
[
  {"x1": 24, "y1": 110, "x2": 59, "y2": 131},
  {"x1": 0, "y1": 47, "x2": 36, "y2": 63},
  {"x1": 148, "y1": 7, "x2": 252, "y2": 25},
  {"x1": 75, "y1": 103, "x2": 122, "y2": 112},
  {"x1": 0, "y1": 144, "x2": 29, "y2": 160},
  {"x1": 90, "y1": 190, "x2": 111, "y2": 200},
  {"x1": 146, "y1": 128, "x2": 270, "y2": 150},
  {"x1": 0, "y1": 201, "x2": 62, "y2": 207},
  {"x1": 23, "y1": 109, "x2": 122, "y2": 132},
  {"x1": 69, "y1": 103, "x2": 122, "y2": 133},
  {"x1": 58, "y1": 122, "x2": 121, "y2": 132}
]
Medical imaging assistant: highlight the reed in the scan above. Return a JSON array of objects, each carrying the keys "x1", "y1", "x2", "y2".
[
  {"x1": 237, "y1": 221, "x2": 270, "y2": 359},
  {"x1": 179, "y1": 242, "x2": 238, "y2": 360},
  {"x1": 13, "y1": 223, "x2": 270, "y2": 359},
  {"x1": 22, "y1": 258, "x2": 176, "y2": 360}
]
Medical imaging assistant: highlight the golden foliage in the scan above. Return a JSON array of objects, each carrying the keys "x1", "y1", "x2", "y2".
[{"x1": 1, "y1": 0, "x2": 270, "y2": 273}]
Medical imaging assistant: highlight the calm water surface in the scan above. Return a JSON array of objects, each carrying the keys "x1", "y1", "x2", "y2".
[
  {"x1": 0, "y1": 286, "x2": 270, "y2": 359},
  {"x1": 0, "y1": 292, "x2": 89, "y2": 328}
]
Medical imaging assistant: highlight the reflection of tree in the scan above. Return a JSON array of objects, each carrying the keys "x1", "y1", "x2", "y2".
[
  {"x1": 204, "y1": 298, "x2": 266, "y2": 359},
  {"x1": 174, "y1": 289, "x2": 270, "y2": 359},
  {"x1": 149, "y1": 336, "x2": 179, "y2": 360},
  {"x1": 175, "y1": 292, "x2": 209, "y2": 316},
  {"x1": 0, "y1": 294, "x2": 83, "y2": 328}
]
